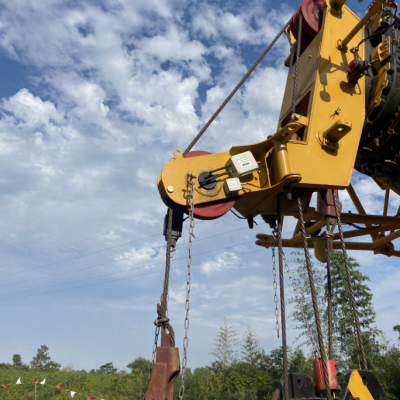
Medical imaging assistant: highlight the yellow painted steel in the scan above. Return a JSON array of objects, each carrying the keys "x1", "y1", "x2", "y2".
[
  {"x1": 347, "y1": 370, "x2": 374, "y2": 400},
  {"x1": 158, "y1": 2, "x2": 370, "y2": 218}
]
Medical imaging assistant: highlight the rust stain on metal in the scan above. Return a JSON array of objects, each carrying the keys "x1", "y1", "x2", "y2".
[{"x1": 145, "y1": 334, "x2": 180, "y2": 400}]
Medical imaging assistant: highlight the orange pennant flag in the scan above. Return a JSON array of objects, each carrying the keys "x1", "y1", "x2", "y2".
[
  {"x1": 87, "y1": 396, "x2": 92, "y2": 400},
  {"x1": 55, "y1": 383, "x2": 62, "y2": 389},
  {"x1": 35, "y1": 381, "x2": 38, "y2": 384},
  {"x1": 1, "y1": 385, "x2": 6, "y2": 389}
]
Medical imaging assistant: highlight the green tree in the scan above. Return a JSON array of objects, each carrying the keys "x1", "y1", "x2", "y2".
[
  {"x1": 288, "y1": 251, "x2": 329, "y2": 352},
  {"x1": 374, "y1": 344, "x2": 400, "y2": 398},
  {"x1": 394, "y1": 325, "x2": 400, "y2": 341},
  {"x1": 212, "y1": 317, "x2": 239, "y2": 367},
  {"x1": 289, "y1": 348, "x2": 313, "y2": 377},
  {"x1": 289, "y1": 250, "x2": 381, "y2": 372},
  {"x1": 127, "y1": 357, "x2": 150, "y2": 375},
  {"x1": 12, "y1": 354, "x2": 22, "y2": 367},
  {"x1": 241, "y1": 328, "x2": 260, "y2": 365},
  {"x1": 97, "y1": 362, "x2": 117, "y2": 374},
  {"x1": 329, "y1": 251, "x2": 381, "y2": 370},
  {"x1": 30, "y1": 345, "x2": 61, "y2": 370}
]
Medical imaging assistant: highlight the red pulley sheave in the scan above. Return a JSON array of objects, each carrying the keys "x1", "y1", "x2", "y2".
[
  {"x1": 290, "y1": 0, "x2": 324, "y2": 49},
  {"x1": 171, "y1": 151, "x2": 237, "y2": 221}
]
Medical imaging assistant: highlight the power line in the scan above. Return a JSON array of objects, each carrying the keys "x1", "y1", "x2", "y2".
[
  {"x1": 341, "y1": 189, "x2": 385, "y2": 203},
  {"x1": 0, "y1": 188, "x2": 391, "y2": 281},
  {"x1": 0, "y1": 233, "x2": 162, "y2": 278},
  {"x1": 0, "y1": 189, "x2": 394, "y2": 300},
  {"x1": 0, "y1": 223, "x2": 265, "y2": 289},
  {"x1": 0, "y1": 247, "x2": 265, "y2": 302}
]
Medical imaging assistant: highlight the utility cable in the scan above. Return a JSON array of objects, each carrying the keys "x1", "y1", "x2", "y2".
[
  {"x1": 0, "y1": 188, "x2": 388, "y2": 276},
  {"x1": 0, "y1": 247, "x2": 265, "y2": 303},
  {"x1": 0, "y1": 225, "x2": 268, "y2": 292},
  {"x1": 0, "y1": 220, "x2": 245, "y2": 284}
]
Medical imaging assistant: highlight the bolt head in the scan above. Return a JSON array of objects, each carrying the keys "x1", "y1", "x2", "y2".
[
  {"x1": 337, "y1": 127, "x2": 344, "y2": 133},
  {"x1": 167, "y1": 186, "x2": 174, "y2": 193}
]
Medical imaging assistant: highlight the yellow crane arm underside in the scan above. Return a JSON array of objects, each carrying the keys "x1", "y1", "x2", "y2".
[{"x1": 159, "y1": 2, "x2": 366, "y2": 218}]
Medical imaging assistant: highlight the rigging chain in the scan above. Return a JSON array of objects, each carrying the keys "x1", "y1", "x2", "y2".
[
  {"x1": 332, "y1": 190, "x2": 368, "y2": 370},
  {"x1": 324, "y1": 221, "x2": 334, "y2": 360},
  {"x1": 277, "y1": 196, "x2": 289, "y2": 400},
  {"x1": 281, "y1": 251, "x2": 318, "y2": 355},
  {"x1": 178, "y1": 174, "x2": 196, "y2": 400},
  {"x1": 291, "y1": 12, "x2": 303, "y2": 116},
  {"x1": 297, "y1": 196, "x2": 333, "y2": 400},
  {"x1": 271, "y1": 230, "x2": 280, "y2": 338}
]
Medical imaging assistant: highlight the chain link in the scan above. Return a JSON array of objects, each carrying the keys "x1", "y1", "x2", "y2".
[
  {"x1": 143, "y1": 293, "x2": 163, "y2": 400},
  {"x1": 297, "y1": 196, "x2": 332, "y2": 400},
  {"x1": 178, "y1": 174, "x2": 196, "y2": 400},
  {"x1": 271, "y1": 230, "x2": 280, "y2": 338},
  {"x1": 281, "y1": 252, "x2": 318, "y2": 355},
  {"x1": 332, "y1": 190, "x2": 368, "y2": 370},
  {"x1": 291, "y1": 12, "x2": 302, "y2": 115}
]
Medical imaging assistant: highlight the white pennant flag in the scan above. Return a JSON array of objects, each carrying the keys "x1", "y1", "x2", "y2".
[
  {"x1": 16, "y1": 378, "x2": 21, "y2": 385},
  {"x1": 71, "y1": 392, "x2": 76, "y2": 398},
  {"x1": 40, "y1": 379, "x2": 46, "y2": 385}
]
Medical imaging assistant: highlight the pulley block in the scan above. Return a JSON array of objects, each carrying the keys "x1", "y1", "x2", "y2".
[
  {"x1": 171, "y1": 151, "x2": 237, "y2": 220},
  {"x1": 290, "y1": 0, "x2": 324, "y2": 49}
]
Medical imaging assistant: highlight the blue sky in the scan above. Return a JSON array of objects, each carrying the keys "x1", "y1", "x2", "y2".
[{"x1": 0, "y1": 0, "x2": 398, "y2": 373}]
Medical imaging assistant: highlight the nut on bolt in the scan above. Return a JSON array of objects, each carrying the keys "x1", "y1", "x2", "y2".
[
  {"x1": 167, "y1": 186, "x2": 174, "y2": 193},
  {"x1": 293, "y1": 114, "x2": 300, "y2": 121}
]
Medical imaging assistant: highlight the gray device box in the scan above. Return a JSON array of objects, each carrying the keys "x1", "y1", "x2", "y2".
[
  {"x1": 224, "y1": 177, "x2": 242, "y2": 194},
  {"x1": 230, "y1": 151, "x2": 258, "y2": 177}
]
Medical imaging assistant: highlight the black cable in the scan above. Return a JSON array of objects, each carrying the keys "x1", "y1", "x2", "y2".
[
  {"x1": 356, "y1": 19, "x2": 397, "y2": 48},
  {"x1": 242, "y1": 179, "x2": 269, "y2": 189},
  {"x1": 230, "y1": 210, "x2": 246, "y2": 219},
  {"x1": 342, "y1": 222, "x2": 381, "y2": 230}
]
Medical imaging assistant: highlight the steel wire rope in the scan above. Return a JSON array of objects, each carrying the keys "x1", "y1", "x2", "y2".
[
  {"x1": 281, "y1": 251, "x2": 318, "y2": 355},
  {"x1": 325, "y1": 222, "x2": 334, "y2": 360},
  {"x1": 297, "y1": 195, "x2": 332, "y2": 400},
  {"x1": 182, "y1": 18, "x2": 292, "y2": 156},
  {"x1": 332, "y1": 190, "x2": 368, "y2": 370},
  {"x1": 277, "y1": 195, "x2": 289, "y2": 400}
]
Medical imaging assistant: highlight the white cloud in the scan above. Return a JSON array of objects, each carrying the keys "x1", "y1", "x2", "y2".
[
  {"x1": 201, "y1": 251, "x2": 239, "y2": 276},
  {"x1": 0, "y1": 0, "x2": 395, "y2": 373}
]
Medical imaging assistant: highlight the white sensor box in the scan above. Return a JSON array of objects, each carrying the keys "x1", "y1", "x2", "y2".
[
  {"x1": 224, "y1": 177, "x2": 242, "y2": 193},
  {"x1": 230, "y1": 151, "x2": 258, "y2": 177}
]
